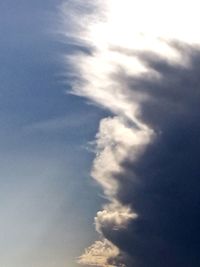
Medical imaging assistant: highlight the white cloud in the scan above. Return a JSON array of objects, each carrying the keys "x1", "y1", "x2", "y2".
[
  {"x1": 92, "y1": 116, "x2": 152, "y2": 197},
  {"x1": 78, "y1": 239, "x2": 119, "y2": 267},
  {"x1": 95, "y1": 202, "x2": 136, "y2": 233},
  {"x1": 61, "y1": 0, "x2": 200, "y2": 266}
]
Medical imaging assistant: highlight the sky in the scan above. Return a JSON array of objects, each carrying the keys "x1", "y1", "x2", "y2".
[
  {"x1": 0, "y1": 1, "x2": 106, "y2": 267},
  {"x1": 1, "y1": 1, "x2": 200, "y2": 267}
]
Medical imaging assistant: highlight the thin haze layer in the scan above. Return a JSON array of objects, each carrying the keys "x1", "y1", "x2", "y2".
[{"x1": 61, "y1": 1, "x2": 200, "y2": 266}]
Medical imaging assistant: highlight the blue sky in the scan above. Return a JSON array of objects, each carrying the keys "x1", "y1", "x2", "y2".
[{"x1": 0, "y1": 1, "x2": 106, "y2": 266}]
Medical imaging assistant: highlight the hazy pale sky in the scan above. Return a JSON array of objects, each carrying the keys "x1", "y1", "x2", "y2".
[{"x1": 0, "y1": 1, "x2": 106, "y2": 266}]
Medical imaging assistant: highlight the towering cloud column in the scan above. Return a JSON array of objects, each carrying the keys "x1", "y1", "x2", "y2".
[{"x1": 61, "y1": 1, "x2": 200, "y2": 266}]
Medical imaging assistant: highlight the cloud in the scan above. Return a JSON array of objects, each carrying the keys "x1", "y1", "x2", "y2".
[
  {"x1": 61, "y1": 0, "x2": 200, "y2": 266},
  {"x1": 98, "y1": 47, "x2": 200, "y2": 267},
  {"x1": 78, "y1": 239, "x2": 120, "y2": 267},
  {"x1": 92, "y1": 116, "x2": 152, "y2": 197},
  {"x1": 24, "y1": 112, "x2": 98, "y2": 133}
]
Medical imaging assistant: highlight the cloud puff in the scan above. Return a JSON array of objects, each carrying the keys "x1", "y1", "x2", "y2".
[
  {"x1": 92, "y1": 116, "x2": 152, "y2": 197},
  {"x1": 78, "y1": 239, "x2": 120, "y2": 267},
  {"x1": 61, "y1": 0, "x2": 200, "y2": 266},
  {"x1": 95, "y1": 202, "x2": 136, "y2": 233}
]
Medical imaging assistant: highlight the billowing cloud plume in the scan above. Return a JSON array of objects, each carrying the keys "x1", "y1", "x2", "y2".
[
  {"x1": 78, "y1": 239, "x2": 120, "y2": 267},
  {"x1": 60, "y1": 1, "x2": 200, "y2": 266}
]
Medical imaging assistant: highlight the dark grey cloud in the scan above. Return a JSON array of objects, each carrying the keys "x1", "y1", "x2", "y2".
[{"x1": 98, "y1": 45, "x2": 200, "y2": 267}]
